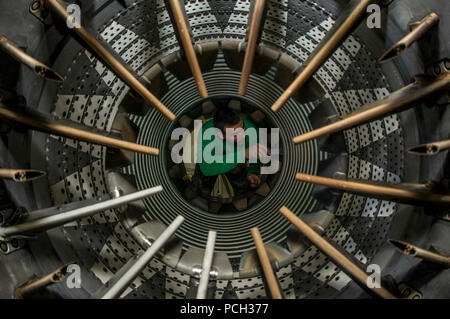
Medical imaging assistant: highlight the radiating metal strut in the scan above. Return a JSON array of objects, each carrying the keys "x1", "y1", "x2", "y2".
[
  {"x1": 0, "y1": 186, "x2": 163, "y2": 240},
  {"x1": 168, "y1": 0, "x2": 208, "y2": 98},
  {"x1": 251, "y1": 227, "x2": 283, "y2": 299},
  {"x1": 44, "y1": 0, "x2": 176, "y2": 121},
  {"x1": 0, "y1": 36, "x2": 63, "y2": 82},
  {"x1": 100, "y1": 216, "x2": 185, "y2": 299},
  {"x1": 389, "y1": 239, "x2": 450, "y2": 268},
  {"x1": 295, "y1": 173, "x2": 450, "y2": 207},
  {"x1": 0, "y1": 169, "x2": 46, "y2": 183},
  {"x1": 0, "y1": 105, "x2": 159, "y2": 156},
  {"x1": 379, "y1": 13, "x2": 439, "y2": 63},
  {"x1": 279, "y1": 206, "x2": 397, "y2": 299},
  {"x1": 238, "y1": 0, "x2": 266, "y2": 96},
  {"x1": 271, "y1": 0, "x2": 382, "y2": 112},
  {"x1": 408, "y1": 139, "x2": 450, "y2": 156},
  {"x1": 293, "y1": 72, "x2": 450, "y2": 144},
  {"x1": 14, "y1": 263, "x2": 74, "y2": 298},
  {"x1": 196, "y1": 230, "x2": 217, "y2": 299}
]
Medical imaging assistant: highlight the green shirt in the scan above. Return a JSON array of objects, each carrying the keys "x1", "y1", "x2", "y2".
[{"x1": 198, "y1": 119, "x2": 261, "y2": 177}]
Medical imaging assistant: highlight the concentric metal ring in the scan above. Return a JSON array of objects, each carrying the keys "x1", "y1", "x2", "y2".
[{"x1": 132, "y1": 59, "x2": 319, "y2": 256}]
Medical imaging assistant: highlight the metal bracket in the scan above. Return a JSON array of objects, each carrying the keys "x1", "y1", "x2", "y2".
[
  {"x1": 426, "y1": 59, "x2": 450, "y2": 77},
  {"x1": 425, "y1": 59, "x2": 450, "y2": 105},
  {"x1": 397, "y1": 282, "x2": 422, "y2": 299},
  {"x1": 0, "y1": 238, "x2": 26, "y2": 255},
  {"x1": 29, "y1": 0, "x2": 54, "y2": 26}
]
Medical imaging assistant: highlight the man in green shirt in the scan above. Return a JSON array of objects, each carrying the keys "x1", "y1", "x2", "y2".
[{"x1": 195, "y1": 106, "x2": 269, "y2": 201}]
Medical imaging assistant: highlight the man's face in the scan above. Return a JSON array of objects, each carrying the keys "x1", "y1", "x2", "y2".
[{"x1": 223, "y1": 119, "x2": 246, "y2": 145}]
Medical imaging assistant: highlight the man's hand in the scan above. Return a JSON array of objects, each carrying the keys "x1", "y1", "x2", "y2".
[
  {"x1": 245, "y1": 143, "x2": 271, "y2": 161},
  {"x1": 247, "y1": 174, "x2": 261, "y2": 188}
]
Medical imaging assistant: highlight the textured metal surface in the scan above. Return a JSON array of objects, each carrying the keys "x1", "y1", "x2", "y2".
[{"x1": 5, "y1": 0, "x2": 435, "y2": 299}]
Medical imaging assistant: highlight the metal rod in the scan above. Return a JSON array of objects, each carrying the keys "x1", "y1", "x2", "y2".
[
  {"x1": 379, "y1": 13, "x2": 439, "y2": 63},
  {"x1": 21, "y1": 192, "x2": 116, "y2": 223},
  {"x1": 238, "y1": 0, "x2": 266, "y2": 96},
  {"x1": 0, "y1": 36, "x2": 63, "y2": 82},
  {"x1": 45, "y1": 0, "x2": 176, "y2": 121},
  {"x1": 251, "y1": 227, "x2": 283, "y2": 299},
  {"x1": 196, "y1": 230, "x2": 217, "y2": 299},
  {"x1": 101, "y1": 215, "x2": 185, "y2": 299},
  {"x1": 14, "y1": 262, "x2": 73, "y2": 298},
  {"x1": 0, "y1": 186, "x2": 163, "y2": 239},
  {"x1": 168, "y1": 0, "x2": 208, "y2": 98},
  {"x1": 0, "y1": 105, "x2": 159, "y2": 156},
  {"x1": 279, "y1": 206, "x2": 397, "y2": 299},
  {"x1": 0, "y1": 168, "x2": 46, "y2": 183},
  {"x1": 388, "y1": 239, "x2": 450, "y2": 268},
  {"x1": 271, "y1": 0, "x2": 376, "y2": 112},
  {"x1": 293, "y1": 72, "x2": 450, "y2": 144},
  {"x1": 408, "y1": 139, "x2": 450, "y2": 156},
  {"x1": 295, "y1": 173, "x2": 450, "y2": 207}
]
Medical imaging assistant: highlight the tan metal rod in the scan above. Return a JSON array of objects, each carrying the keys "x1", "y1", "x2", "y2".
[
  {"x1": 14, "y1": 263, "x2": 73, "y2": 298},
  {"x1": 168, "y1": 0, "x2": 208, "y2": 98},
  {"x1": 45, "y1": 0, "x2": 176, "y2": 121},
  {"x1": 295, "y1": 173, "x2": 450, "y2": 207},
  {"x1": 271, "y1": 0, "x2": 377, "y2": 112},
  {"x1": 408, "y1": 139, "x2": 450, "y2": 156},
  {"x1": 238, "y1": 0, "x2": 266, "y2": 96},
  {"x1": 279, "y1": 206, "x2": 397, "y2": 299},
  {"x1": 0, "y1": 169, "x2": 46, "y2": 182},
  {"x1": 379, "y1": 13, "x2": 439, "y2": 63},
  {"x1": 0, "y1": 106, "x2": 159, "y2": 156},
  {"x1": 251, "y1": 227, "x2": 283, "y2": 299},
  {"x1": 388, "y1": 239, "x2": 450, "y2": 268},
  {"x1": 293, "y1": 72, "x2": 450, "y2": 144},
  {"x1": 0, "y1": 36, "x2": 64, "y2": 82}
]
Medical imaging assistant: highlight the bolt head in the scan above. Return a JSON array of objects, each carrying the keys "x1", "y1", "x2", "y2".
[
  {"x1": 31, "y1": 0, "x2": 41, "y2": 11},
  {"x1": 0, "y1": 242, "x2": 8, "y2": 253},
  {"x1": 444, "y1": 60, "x2": 450, "y2": 71}
]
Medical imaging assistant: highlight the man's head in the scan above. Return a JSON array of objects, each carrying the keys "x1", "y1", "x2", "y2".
[{"x1": 213, "y1": 106, "x2": 244, "y2": 143}]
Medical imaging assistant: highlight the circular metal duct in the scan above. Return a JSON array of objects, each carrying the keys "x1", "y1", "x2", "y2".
[{"x1": 0, "y1": 0, "x2": 448, "y2": 299}]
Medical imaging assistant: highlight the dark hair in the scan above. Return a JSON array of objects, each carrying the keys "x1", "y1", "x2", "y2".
[{"x1": 213, "y1": 106, "x2": 240, "y2": 132}]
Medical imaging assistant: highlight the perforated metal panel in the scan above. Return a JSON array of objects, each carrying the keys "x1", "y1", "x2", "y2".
[{"x1": 34, "y1": 0, "x2": 407, "y2": 299}]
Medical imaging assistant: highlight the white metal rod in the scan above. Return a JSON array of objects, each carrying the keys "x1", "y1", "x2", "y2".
[
  {"x1": 196, "y1": 230, "x2": 217, "y2": 299},
  {"x1": 0, "y1": 186, "x2": 163, "y2": 239},
  {"x1": 23, "y1": 193, "x2": 114, "y2": 223},
  {"x1": 101, "y1": 215, "x2": 185, "y2": 299}
]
